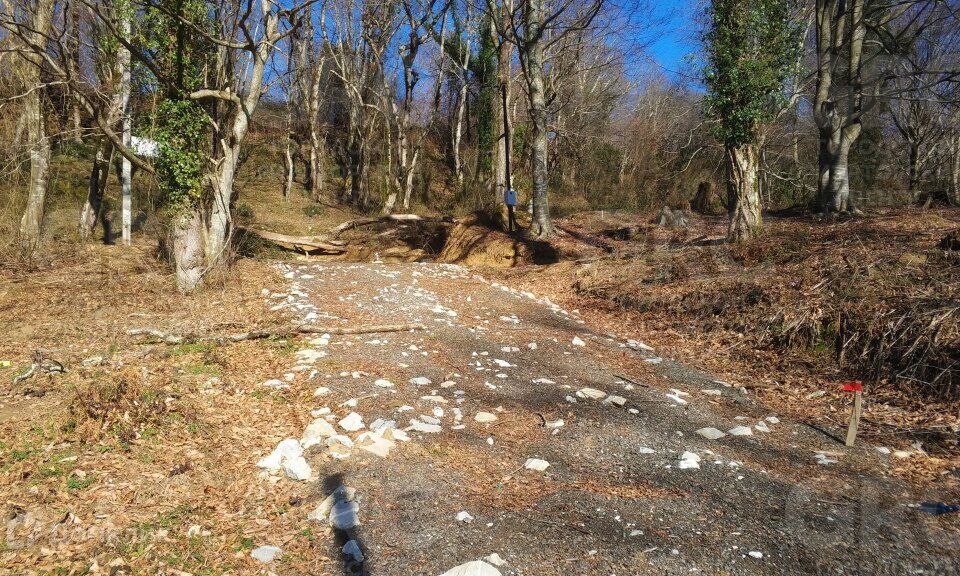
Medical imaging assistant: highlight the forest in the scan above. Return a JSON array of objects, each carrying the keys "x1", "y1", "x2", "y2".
[{"x1": 1, "y1": 1, "x2": 960, "y2": 575}]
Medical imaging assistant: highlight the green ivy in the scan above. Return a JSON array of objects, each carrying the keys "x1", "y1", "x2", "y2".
[
  {"x1": 703, "y1": 0, "x2": 800, "y2": 147},
  {"x1": 155, "y1": 99, "x2": 207, "y2": 212}
]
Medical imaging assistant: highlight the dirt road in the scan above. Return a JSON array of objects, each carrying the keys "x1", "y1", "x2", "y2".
[{"x1": 256, "y1": 261, "x2": 959, "y2": 575}]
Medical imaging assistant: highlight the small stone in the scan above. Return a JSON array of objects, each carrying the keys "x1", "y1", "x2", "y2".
[
  {"x1": 754, "y1": 421, "x2": 771, "y2": 433},
  {"x1": 283, "y1": 456, "x2": 312, "y2": 481},
  {"x1": 728, "y1": 426, "x2": 753, "y2": 436},
  {"x1": 524, "y1": 458, "x2": 550, "y2": 472},
  {"x1": 301, "y1": 418, "x2": 337, "y2": 449},
  {"x1": 765, "y1": 416, "x2": 780, "y2": 424},
  {"x1": 339, "y1": 412, "x2": 365, "y2": 432},
  {"x1": 576, "y1": 387, "x2": 606, "y2": 400},
  {"x1": 484, "y1": 553, "x2": 507, "y2": 567},
  {"x1": 438, "y1": 560, "x2": 502, "y2": 576},
  {"x1": 262, "y1": 379, "x2": 289, "y2": 389},
  {"x1": 474, "y1": 412, "x2": 498, "y2": 423},
  {"x1": 410, "y1": 376, "x2": 432, "y2": 386},
  {"x1": 330, "y1": 499, "x2": 360, "y2": 529},
  {"x1": 374, "y1": 379, "x2": 394, "y2": 388},
  {"x1": 678, "y1": 451, "x2": 701, "y2": 469},
  {"x1": 313, "y1": 386, "x2": 331, "y2": 397},
  {"x1": 409, "y1": 419, "x2": 442, "y2": 433},
  {"x1": 637, "y1": 447, "x2": 655, "y2": 454},
  {"x1": 805, "y1": 391, "x2": 826, "y2": 400},
  {"x1": 343, "y1": 540, "x2": 364, "y2": 562},
  {"x1": 455, "y1": 511, "x2": 474, "y2": 523},
  {"x1": 251, "y1": 545, "x2": 282, "y2": 563},
  {"x1": 604, "y1": 395, "x2": 627, "y2": 407},
  {"x1": 571, "y1": 336, "x2": 586, "y2": 346},
  {"x1": 748, "y1": 551, "x2": 763, "y2": 559},
  {"x1": 544, "y1": 418, "x2": 564, "y2": 429},
  {"x1": 696, "y1": 427, "x2": 727, "y2": 440},
  {"x1": 420, "y1": 415, "x2": 441, "y2": 425},
  {"x1": 256, "y1": 438, "x2": 302, "y2": 471},
  {"x1": 701, "y1": 389, "x2": 722, "y2": 396}
]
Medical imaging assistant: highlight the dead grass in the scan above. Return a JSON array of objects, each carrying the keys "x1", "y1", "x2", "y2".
[{"x1": 488, "y1": 207, "x2": 960, "y2": 485}]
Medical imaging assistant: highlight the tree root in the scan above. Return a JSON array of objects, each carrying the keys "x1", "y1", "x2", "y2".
[{"x1": 126, "y1": 323, "x2": 427, "y2": 345}]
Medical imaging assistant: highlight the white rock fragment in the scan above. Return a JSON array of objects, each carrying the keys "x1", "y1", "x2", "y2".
[
  {"x1": 637, "y1": 447, "x2": 656, "y2": 454},
  {"x1": 456, "y1": 511, "x2": 474, "y2": 523},
  {"x1": 754, "y1": 421, "x2": 771, "y2": 433},
  {"x1": 251, "y1": 545, "x2": 282, "y2": 563},
  {"x1": 339, "y1": 412, "x2": 365, "y2": 432},
  {"x1": 256, "y1": 438, "x2": 303, "y2": 471},
  {"x1": 544, "y1": 418, "x2": 564, "y2": 429},
  {"x1": 748, "y1": 551, "x2": 764, "y2": 559},
  {"x1": 576, "y1": 387, "x2": 606, "y2": 400},
  {"x1": 474, "y1": 412, "x2": 498, "y2": 423},
  {"x1": 678, "y1": 451, "x2": 701, "y2": 469},
  {"x1": 262, "y1": 379, "x2": 290, "y2": 390},
  {"x1": 301, "y1": 418, "x2": 337, "y2": 449},
  {"x1": 696, "y1": 427, "x2": 727, "y2": 440},
  {"x1": 728, "y1": 426, "x2": 753, "y2": 436},
  {"x1": 524, "y1": 458, "x2": 550, "y2": 472},
  {"x1": 438, "y1": 560, "x2": 502, "y2": 576},
  {"x1": 408, "y1": 419, "x2": 442, "y2": 433},
  {"x1": 571, "y1": 336, "x2": 586, "y2": 347},
  {"x1": 313, "y1": 386, "x2": 331, "y2": 397},
  {"x1": 374, "y1": 379, "x2": 394, "y2": 388},
  {"x1": 765, "y1": 416, "x2": 780, "y2": 424},
  {"x1": 701, "y1": 389, "x2": 722, "y2": 396},
  {"x1": 603, "y1": 395, "x2": 627, "y2": 407},
  {"x1": 410, "y1": 376, "x2": 432, "y2": 386},
  {"x1": 814, "y1": 452, "x2": 838, "y2": 465},
  {"x1": 283, "y1": 456, "x2": 312, "y2": 481},
  {"x1": 665, "y1": 393, "x2": 688, "y2": 406},
  {"x1": 484, "y1": 553, "x2": 507, "y2": 567}
]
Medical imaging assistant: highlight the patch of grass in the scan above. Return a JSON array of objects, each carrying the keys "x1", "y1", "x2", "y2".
[
  {"x1": 171, "y1": 343, "x2": 215, "y2": 356},
  {"x1": 236, "y1": 535, "x2": 255, "y2": 551},
  {"x1": 66, "y1": 475, "x2": 96, "y2": 491}
]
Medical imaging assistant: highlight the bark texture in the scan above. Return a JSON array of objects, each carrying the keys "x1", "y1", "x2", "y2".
[{"x1": 726, "y1": 144, "x2": 762, "y2": 242}]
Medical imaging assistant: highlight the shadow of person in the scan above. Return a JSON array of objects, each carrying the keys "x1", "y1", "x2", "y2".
[{"x1": 323, "y1": 473, "x2": 370, "y2": 576}]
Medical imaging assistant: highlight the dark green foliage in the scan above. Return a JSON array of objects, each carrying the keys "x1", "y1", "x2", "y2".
[
  {"x1": 703, "y1": 0, "x2": 800, "y2": 147},
  {"x1": 474, "y1": 15, "x2": 498, "y2": 177},
  {"x1": 155, "y1": 99, "x2": 207, "y2": 212}
]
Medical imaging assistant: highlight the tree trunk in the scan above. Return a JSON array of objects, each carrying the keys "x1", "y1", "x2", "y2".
[
  {"x1": 308, "y1": 127, "x2": 323, "y2": 201},
  {"x1": 172, "y1": 209, "x2": 205, "y2": 292},
  {"x1": 17, "y1": 0, "x2": 56, "y2": 257},
  {"x1": 283, "y1": 137, "x2": 295, "y2": 200},
  {"x1": 907, "y1": 139, "x2": 920, "y2": 198},
  {"x1": 726, "y1": 144, "x2": 761, "y2": 242},
  {"x1": 79, "y1": 138, "x2": 113, "y2": 240},
  {"x1": 524, "y1": 0, "x2": 554, "y2": 238},
  {"x1": 494, "y1": 2, "x2": 511, "y2": 205},
  {"x1": 207, "y1": 144, "x2": 237, "y2": 265}
]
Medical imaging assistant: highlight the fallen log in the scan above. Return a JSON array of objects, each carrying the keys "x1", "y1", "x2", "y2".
[
  {"x1": 239, "y1": 227, "x2": 347, "y2": 254},
  {"x1": 127, "y1": 323, "x2": 426, "y2": 345},
  {"x1": 329, "y1": 214, "x2": 456, "y2": 238}
]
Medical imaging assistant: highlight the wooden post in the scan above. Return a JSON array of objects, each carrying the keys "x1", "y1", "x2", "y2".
[{"x1": 845, "y1": 388, "x2": 863, "y2": 447}]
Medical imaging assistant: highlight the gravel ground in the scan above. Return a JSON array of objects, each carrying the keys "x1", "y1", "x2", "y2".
[{"x1": 260, "y1": 261, "x2": 959, "y2": 576}]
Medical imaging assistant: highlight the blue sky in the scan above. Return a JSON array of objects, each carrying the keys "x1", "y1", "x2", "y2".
[{"x1": 647, "y1": 0, "x2": 701, "y2": 80}]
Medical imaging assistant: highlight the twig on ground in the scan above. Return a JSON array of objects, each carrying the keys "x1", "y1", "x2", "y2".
[{"x1": 126, "y1": 323, "x2": 427, "y2": 345}]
